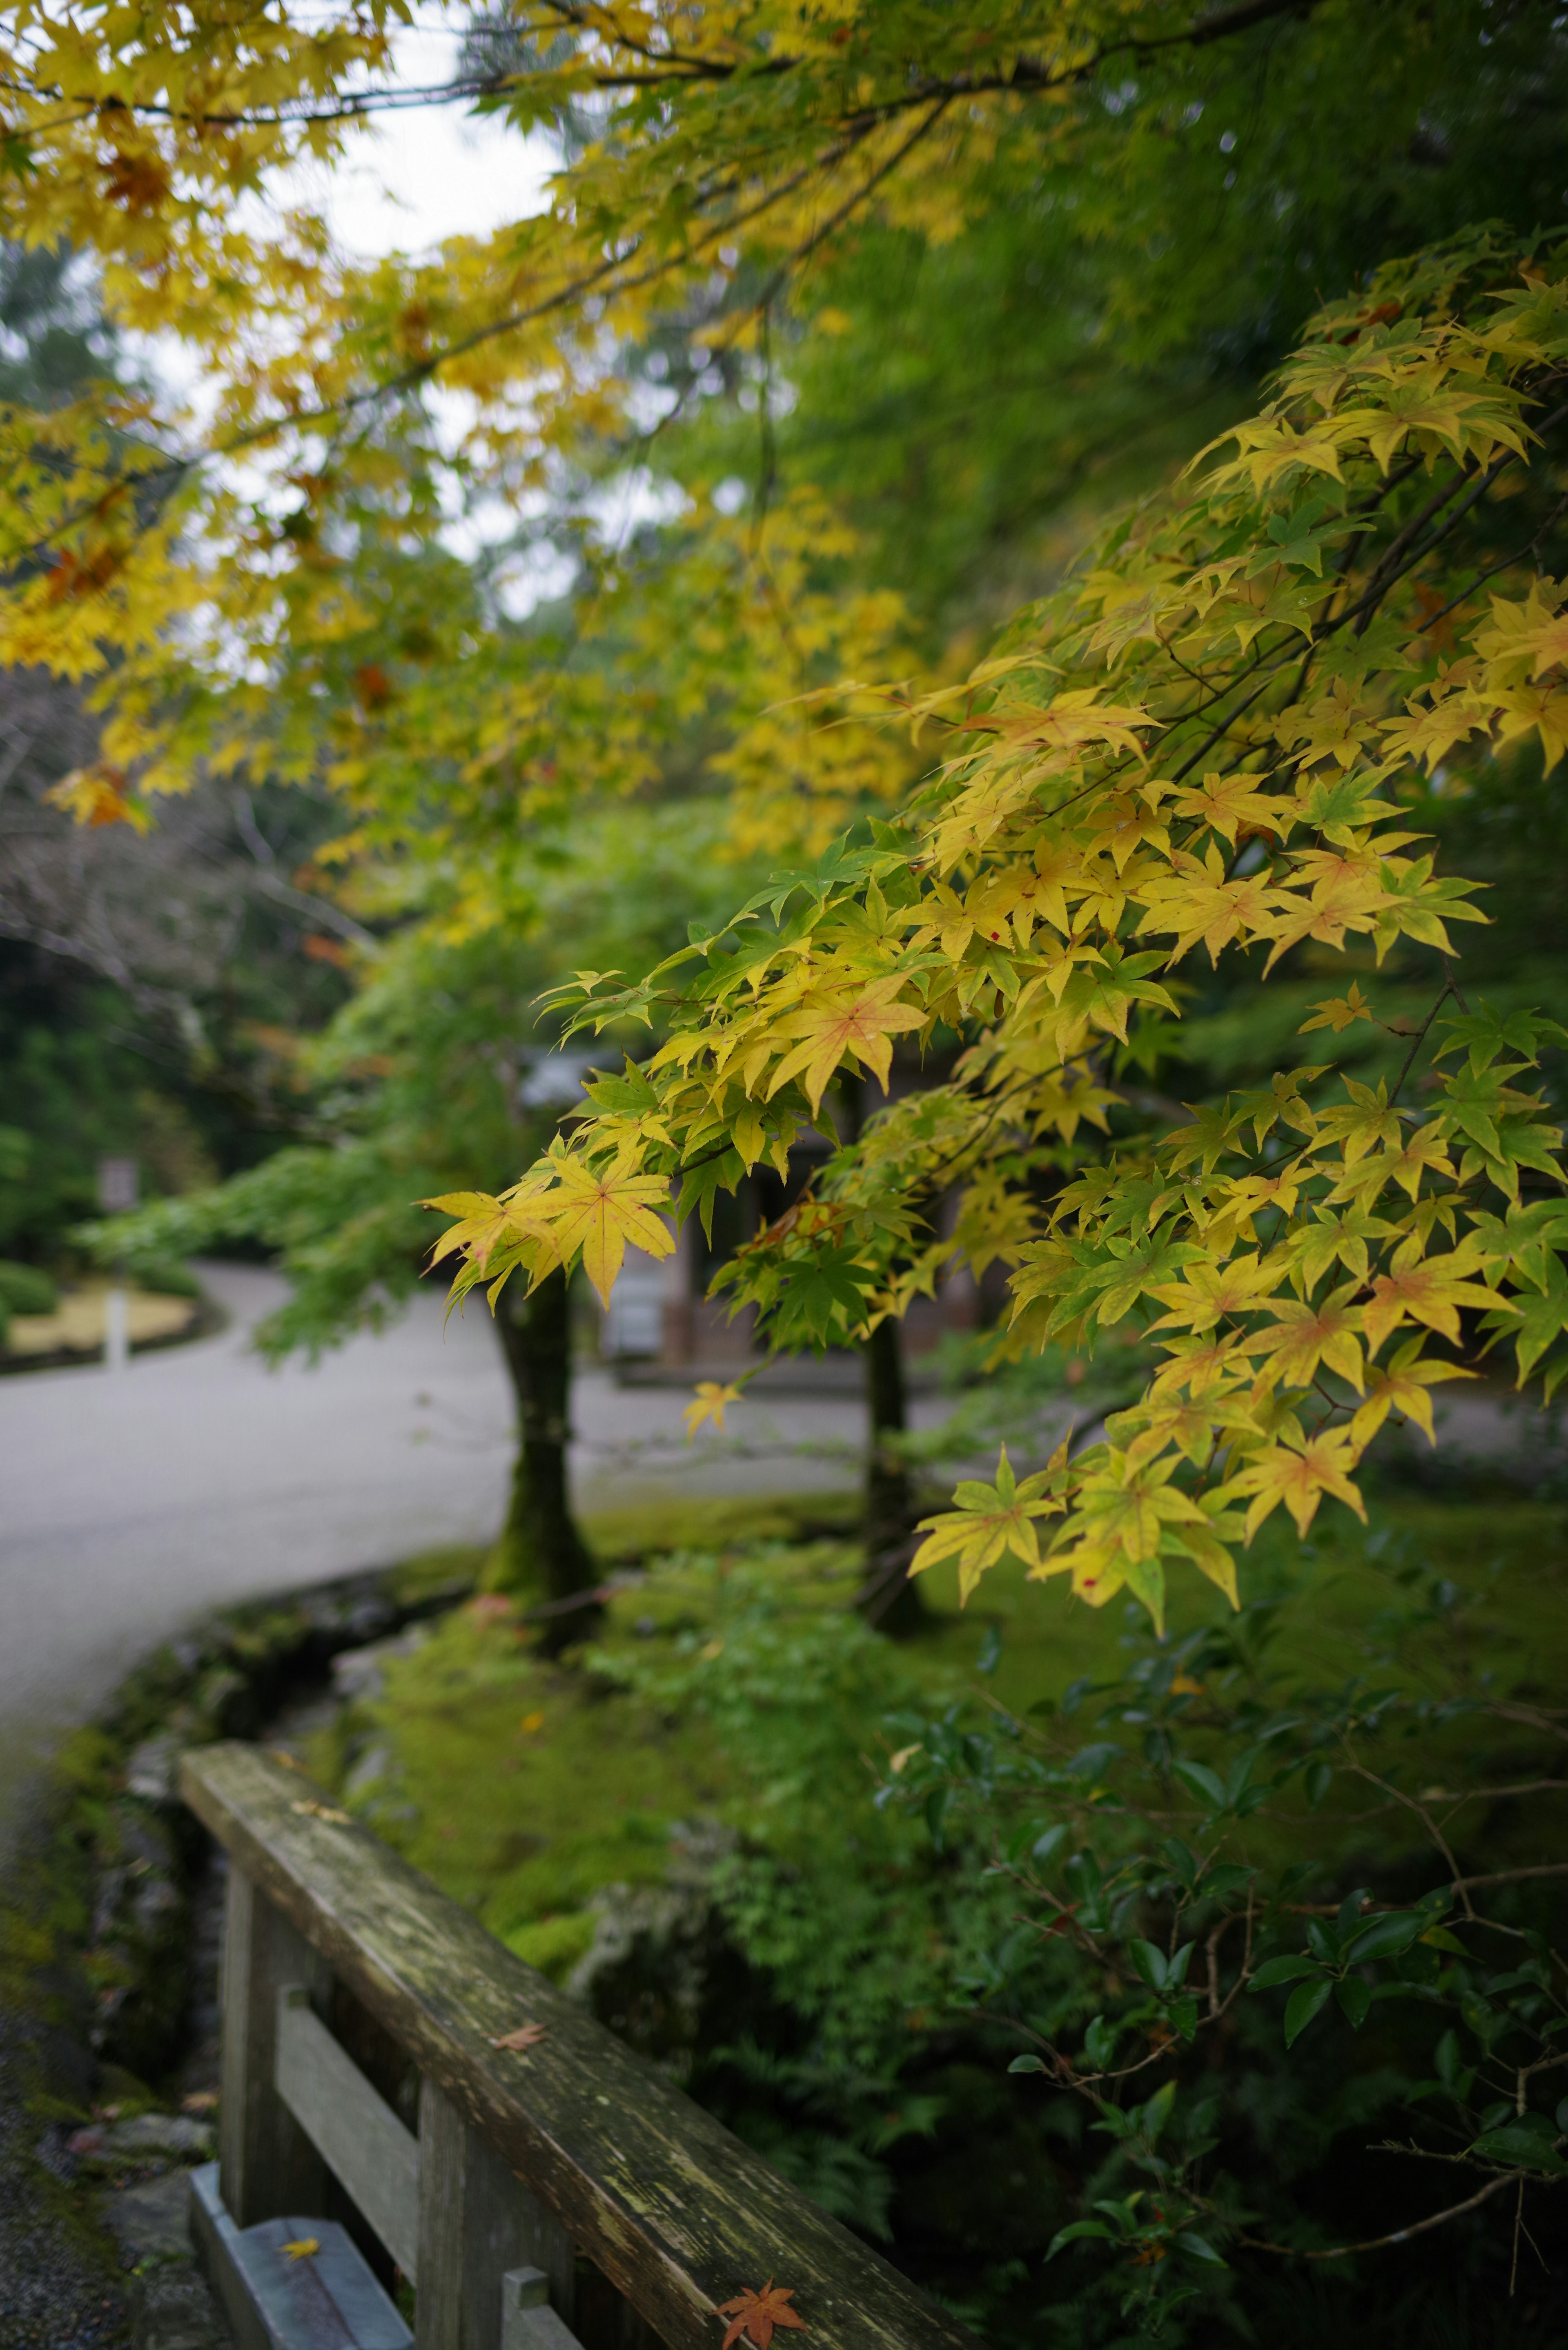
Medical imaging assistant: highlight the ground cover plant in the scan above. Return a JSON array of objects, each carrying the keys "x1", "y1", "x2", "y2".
[{"x1": 299, "y1": 1482, "x2": 1568, "y2": 2345}]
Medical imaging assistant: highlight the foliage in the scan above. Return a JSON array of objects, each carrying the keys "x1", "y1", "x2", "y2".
[
  {"x1": 874, "y1": 1503, "x2": 1568, "y2": 2336},
  {"x1": 307, "y1": 1496, "x2": 1568, "y2": 2340},
  {"x1": 445, "y1": 232, "x2": 1568, "y2": 1628},
  {"x1": 0, "y1": 1257, "x2": 59, "y2": 1314}
]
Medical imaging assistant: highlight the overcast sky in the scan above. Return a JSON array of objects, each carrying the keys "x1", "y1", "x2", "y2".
[{"x1": 281, "y1": 18, "x2": 552, "y2": 259}]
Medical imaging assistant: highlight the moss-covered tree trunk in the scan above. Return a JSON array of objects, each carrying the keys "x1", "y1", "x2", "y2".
[
  {"x1": 858, "y1": 1311, "x2": 924, "y2": 1632},
  {"x1": 838, "y1": 1071, "x2": 925, "y2": 1633},
  {"x1": 485, "y1": 1264, "x2": 601, "y2": 1652}
]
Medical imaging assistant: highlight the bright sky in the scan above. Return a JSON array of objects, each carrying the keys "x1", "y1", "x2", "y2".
[
  {"x1": 278, "y1": 20, "x2": 553, "y2": 259},
  {"x1": 150, "y1": 16, "x2": 675, "y2": 616}
]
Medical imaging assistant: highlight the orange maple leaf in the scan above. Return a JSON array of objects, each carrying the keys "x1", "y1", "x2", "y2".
[
  {"x1": 715, "y1": 2281, "x2": 808, "y2": 2350},
  {"x1": 489, "y1": 2022, "x2": 548, "y2": 2053}
]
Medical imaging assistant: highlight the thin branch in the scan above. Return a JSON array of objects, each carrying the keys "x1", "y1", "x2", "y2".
[{"x1": 1233, "y1": 2169, "x2": 1515, "y2": 2260}]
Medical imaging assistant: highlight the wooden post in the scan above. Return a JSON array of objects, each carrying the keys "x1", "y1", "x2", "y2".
[
  {"x1": 417, "y1": 2080, "x2": 575, "y2": 2350},
  {"x1": 218, "y1": 1860, "x2": 332, "y2": 2228}
]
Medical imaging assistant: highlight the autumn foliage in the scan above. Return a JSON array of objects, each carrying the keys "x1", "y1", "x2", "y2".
[{"x1": 445, "y1": 234, "x2": 1568, "y2": 1628}]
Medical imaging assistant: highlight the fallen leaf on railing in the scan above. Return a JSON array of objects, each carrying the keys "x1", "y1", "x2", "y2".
[
  {"x1": 715, "y1": 2281, "x2": 807, "y2": 2350},
  {"x1": 282, "y1": 2239, "x2": 320, "y2": 2261},
  {"x1": 290, "y1": 1799, "x2": 352, "y2": 1825},
  {"x1": 489, "y1": 2023, "x2": 548, "y2": 2053}
]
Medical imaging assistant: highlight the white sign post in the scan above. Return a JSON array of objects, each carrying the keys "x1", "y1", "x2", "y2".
[{"x1": 96, "y1": 1156, "x2": 138, "y2": 1371}]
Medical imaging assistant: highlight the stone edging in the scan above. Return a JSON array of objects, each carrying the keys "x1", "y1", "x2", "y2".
[{"x1": 0, "y1": 1553, "x2": 477, "y2": 2350}]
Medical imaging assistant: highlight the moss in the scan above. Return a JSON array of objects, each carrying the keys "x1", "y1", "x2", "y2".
[
  {"x1": 312, "y1": 1489, "x2": 1568, "y2": 1988},
  {"x1": 503, "y1": 1911, "x2": 599, "y2": 1979},
  {"x1": 582, "y1": 1491, "x2": 859, "y2": 1563},
  {"x1": 303, "y1": 1598, "x2": 727, "y2": 1944}
]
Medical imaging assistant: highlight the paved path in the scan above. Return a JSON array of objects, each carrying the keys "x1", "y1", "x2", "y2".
[{"x1": 0, "y1": 1264, "x2": 895, "y2": 1821}]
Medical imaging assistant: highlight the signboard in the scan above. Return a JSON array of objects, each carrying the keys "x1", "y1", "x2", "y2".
[{"x1": 96, "y1": 1156, "x2": 138, "y2": 1213}]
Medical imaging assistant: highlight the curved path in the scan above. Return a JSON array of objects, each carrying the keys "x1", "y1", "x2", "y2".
[{"x1": 0, "y1": 1264, "x2": 875, "y2": 1827}]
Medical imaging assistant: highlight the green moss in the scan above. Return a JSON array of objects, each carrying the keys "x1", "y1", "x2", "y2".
[
  {"x1": 318, "y1": 1489, "x2": 1568, "y2": 1961},
  {"x1": 581, "y1": 1491, "x2": 859, "y2": 1563},
  {"x1": 503, "y1": 1910, "x2": 599, "y2": 1979},
  {"x1": 303, "y1": 1599, "x2": 729, "y2": 1946}
]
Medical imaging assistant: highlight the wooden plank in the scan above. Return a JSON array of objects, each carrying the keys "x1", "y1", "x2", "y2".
[
  {"x1": 276, "y1": 1987, "x2": 421, "y2": 2283},
  {"x1": 502, "y1": 2274, "x2": 584, "y2": 2350},
  {"x1": 191, "y1": 2161, "x2": 413, "y2": 2350},
  {"x1": 416, "y1": 2080, "x2": 576, "y2": 2350},
  {"x1": 183, "y1": 1746, "x2": 983, "y2": 2350},
  {"x1": 221, "y1": 1863, "x2": 332, "y2": 2229}
]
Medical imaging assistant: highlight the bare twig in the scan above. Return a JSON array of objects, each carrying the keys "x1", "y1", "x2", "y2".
[{"x1": 1232, "y1": 2169, "x2": 1515, "y2": 2260}]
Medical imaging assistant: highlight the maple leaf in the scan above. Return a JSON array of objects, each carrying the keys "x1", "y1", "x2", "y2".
[
  {"x1": 489, "y1": 2022, "x2": 548, "y2": 2053},
  {"x1": 684, "y1": 1380, "x2": 745, "y2": 1438},
  {"x1": 1362, "y1": 1242, "x2": 1517, "y2": 1356},
  {"x1": 1350, "y1": 1340, "x2": 1474, "y2": 1449},
  {"x1": 530, "y1": 1154, "x2": 676, "y2": 1308},
  {"x1": 715, "y1": 2281, "x2": 808, "y2": 2350},
  {"x1": 1226, "y1": 1430, "x2": 1368, "y2": 1541},
  {"x1": 1037, "y1": 1453, "x2": 1212, "y2": 1631},
  {"x1": 282, "y1": 2239, "x2": 320, "y2": 2261},
  {"x1": 423, "y1": 1191, "x2": 519, "y2": 1275},
  {"x1": 1287, "y1": 1204, "x2": 1398, "y2": 1289},
  {"x1": 1133, "y1": 844, "x2": 1286, "y2": 965},
  {"x1": 911, "y1": 1443, "x2": 1068, "y2": 1603},
  {"x1": 1147, "y1": 1252, "x2": 1289, "y2": 1335},
  {"x1": 1299, "y1": 980, "x2": 1374, "y2": 1035},
  {"x1": 1492, "y1": 1253, "x2": 1568, "y2": 1389},
  {"x1": 765, "y1": 976, "x2": 923, "y2": 1114},
  {"x1": 45, "y1": 763, "x2": 150, "y2": 832},
  {"x1": 1170, "y1": 772, "x2": 1290, "y2": 847},
  {"x1": 1247, "y1": 1286, "x2": 1366, "y2": 1395},
  {"x1": 290, "y1": 1799, "x2": 351, "y2": 1825}
]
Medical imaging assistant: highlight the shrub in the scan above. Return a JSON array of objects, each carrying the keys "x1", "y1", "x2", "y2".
[{"x1": 0, "y1": 1259, "x2": 58, "y2": 1315}]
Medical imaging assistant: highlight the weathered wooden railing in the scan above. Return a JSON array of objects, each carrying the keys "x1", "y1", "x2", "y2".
[{"x1": 181, "y1": 1745, "x2": 983, "y2": 2350}]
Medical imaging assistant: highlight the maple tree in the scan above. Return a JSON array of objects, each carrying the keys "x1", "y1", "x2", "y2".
[
  {"x1": 444, "y1": 230, "x2": 1568, "y2": 1632},
  {"x1": 7, "y1": 0, "x2": 1562, "y2": 1633},
  {"x1": 11, "y1": 0, "x2": 1568, "y2": 2325}
]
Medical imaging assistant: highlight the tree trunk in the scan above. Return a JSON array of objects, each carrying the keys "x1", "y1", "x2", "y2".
[
  {"x1": 836, "y1": 1070, "x2": 926, "y2": 1634},
  {"x1": 858, "y1": 1307, "x2": 926, "y2": 1635},
  {"x1": 484, "y1": 1266, "x2": 601, "y2": 1652}
]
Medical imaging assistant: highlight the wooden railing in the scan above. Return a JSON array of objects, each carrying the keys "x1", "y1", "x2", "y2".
[{"x1": 181, "y1": 1744, "x2": 984, "y2": 2350}]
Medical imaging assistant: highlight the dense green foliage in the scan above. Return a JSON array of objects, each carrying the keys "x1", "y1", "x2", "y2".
[{"x1": 304, "y1": 1489, "x2": 1567, "y2": 2346}]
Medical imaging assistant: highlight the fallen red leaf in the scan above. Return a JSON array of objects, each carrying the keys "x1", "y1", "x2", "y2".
[{"x1": 715, "y1": 2281, "x2": 807, "y2": 2350}]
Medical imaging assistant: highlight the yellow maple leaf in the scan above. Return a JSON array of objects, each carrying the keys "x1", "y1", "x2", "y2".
[
  {"x1": 1170, "y1": 772, "x2": 1289, "y2": 847},
  {"x1": 765, "y1": 976, "x2": 923, "y2": 1115},
  {"x1": 532, "y1": 1155, "x2": 675, "y2": 1307},
  {"x1": 1362, "y1": 1241, "x2": 1516, "y2": 1356},
  {"x1": 1226, "y1": 1430, "x2": 1368, "y2": 1541},
  {"x1": 911, "y1": 1443, "x2": 1067, "y2": 1604},
  {"x1": 1147, "y1": 1252, "x2": 1288, "y2": 1335},
  {"x1": 45, "y1": 763, "x2": 151, "y2": 832},
  {"x1": 282, "y1": 2239, "x2": 320, "y2": 2261},
  {"x1": 1349, "y1": 1341, "x2": 1474, "y2": 1450},
  {"x1": 423, "y1": 1191, "x2": 517, "y2": 1274},
  {"x1": 684, "y1": 1380, "x2": 745, "y2": 1439},
  {"x1": 1299, "y1": 980, "x2": 1374, "y2": 1035},
  {"x1": 1246, "y1": 1286, "x2": 1367, "y2": 1395}
]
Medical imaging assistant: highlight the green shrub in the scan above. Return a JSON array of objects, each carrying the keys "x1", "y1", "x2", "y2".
[
  {"x1": 0, "y1": 1259, "x2": 58, "y2": 1315},
  {"x1": 137, "y1": 1259, "x2": 200, "y2": 1300}
]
